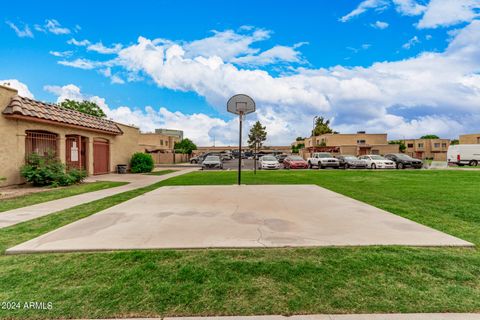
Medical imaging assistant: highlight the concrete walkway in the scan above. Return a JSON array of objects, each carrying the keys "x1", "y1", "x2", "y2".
[
  {"x1": 0, "y1": 169, "x2": 196, "y2": 229},
  {"x1": 84, "y1": 314, "x2": 480, "y2": 320}
]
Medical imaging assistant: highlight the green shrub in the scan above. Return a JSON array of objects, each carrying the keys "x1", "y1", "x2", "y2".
[
  {"x1": 21, "y1": 153, "x2": 86, "y2": 187},
  {"x1": 130, "y1": 152, "x2": 154, "y2": 173}
]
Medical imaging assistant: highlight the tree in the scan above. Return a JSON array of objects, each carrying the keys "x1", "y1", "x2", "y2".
[
  {"x1": 389, "y1": 140, "x2": 406, "y2": 152},
  {"x1": 292, "y1": 143, "x2": 305, "y2": 154},
  {"x1": 59, "y1": 99, "x2": 106, "y2": 118},
  {"x1": 420, "y1": 134, "x2": 440, "y2": 139},
  {"x1": 296, "y1": 136, "x2": 305, "y2": 141},
  {"x1": 247, "y1": 121, "x2": 267, "y2": 149},
  {"x1": 174, "y1": 138, "x2": 197, "y2": 155},
  {"x1": 451, "y1": 139, "x2": 459, "y2": 145},
  {"x1": 313, "y1": 117, "x2": 335, "y2": 136}
]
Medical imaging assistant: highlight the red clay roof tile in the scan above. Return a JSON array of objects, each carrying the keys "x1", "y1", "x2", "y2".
[{"x1": 2, "y1": 95, "x2": 123, "y2": 135}]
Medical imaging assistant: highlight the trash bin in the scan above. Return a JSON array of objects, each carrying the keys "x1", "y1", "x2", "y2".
[{"x1": 117, "y1": 164, "x2": 127, "y2": 174}]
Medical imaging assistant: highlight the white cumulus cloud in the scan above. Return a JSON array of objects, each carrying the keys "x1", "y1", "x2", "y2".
[
  {"x1": 417, "y1": 0, "x2": 480, "y2": 29},
  {"x1": 43, "y1": 84, "x2": 231, "y2": 145},
  {"x1": 53, "y1": 21, "x2": 480, "y2": 143},
  {"x1": 0, "y1": 79, "x2": 34, "y2": 98}
]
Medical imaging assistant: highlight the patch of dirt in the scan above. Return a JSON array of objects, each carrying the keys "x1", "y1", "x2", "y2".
[{"x1": 0, "y1": 184, "x2": 54, "y2": 200}]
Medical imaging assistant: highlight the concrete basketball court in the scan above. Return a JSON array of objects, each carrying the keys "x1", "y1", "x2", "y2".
[{"x1": 7, "y1": 185, "x2": 472, "y2": 253}]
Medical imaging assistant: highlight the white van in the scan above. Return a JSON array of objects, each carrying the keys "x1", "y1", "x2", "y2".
[{"x1": 447, "y1": 144, "x2": 480, "y2": 166}]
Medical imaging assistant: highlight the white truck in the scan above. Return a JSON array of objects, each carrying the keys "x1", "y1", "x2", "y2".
[
  {"x1": 307, "y1": 152, "x2": 340, "y2": 169},
  {"x1": 447, "y1": 144, "x2": 480, "y2": 166}
]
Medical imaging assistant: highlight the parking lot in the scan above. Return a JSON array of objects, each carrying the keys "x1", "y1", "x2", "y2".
[{"x1": 221, "y1": 158, "x2": 284, "y2": 170}]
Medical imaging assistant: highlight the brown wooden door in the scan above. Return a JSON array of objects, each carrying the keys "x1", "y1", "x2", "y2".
[{"x1": 93, "y1": 139, "x2": 109, "y2": 175}]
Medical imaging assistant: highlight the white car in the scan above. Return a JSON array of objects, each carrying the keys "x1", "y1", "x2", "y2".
[
  {"x1": 307, "y1": 152, "x2": 340, "y2": 169},
  {"x1": 359, "y1": 155, "x2": 396, "y2": 169},
  {"x1": 259, "y1": 155, "x2": 280, "y2": 170}
]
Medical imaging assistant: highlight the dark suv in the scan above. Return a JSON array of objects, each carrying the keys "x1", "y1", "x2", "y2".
[{"x1": 384, "y1": 153, "x2": 423, "y2": 169}]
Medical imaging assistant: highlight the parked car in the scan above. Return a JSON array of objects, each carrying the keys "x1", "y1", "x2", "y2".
[
  {"x1": 231, "y1": 150, "x2": 245, "y2": 159},
  {"x1": 276, "y1": 154, "x2": 288, "y2": 163},
  {"x1": 384, "y1": 153, "x2": 423, "y2": 169},
  {"x1": 307, "y1": 152, "x2": 340, "y2": 169},
  {"x1": 358, "y1": 155, "x2": 396, "y2": 169},
  {"x1": 447, "y1": 144, "x2": 480, "y2": 166},
  {"x1": 283, "y1": 155, "x2": 308, "y2": 169},
  {"x1": 202, "y1": 155, "x2": 223, "y2": 170},
  {"x1": 190, "y1": 155, "x2": 203, "y2": 164},
  {"x1": 336, "y1": 155, "x2": 368, "y2": 169},
  {"x1": 190, "y1": 152, "x2": 221, "y2": 164},
  {"x1": 219, "y1": 151, "x2": 233, "y2": 161},
  {"x1": 258, "y1": 155, "x2": 280, "y2": 170},
  {"x1": 244, "y1": 151, "x2": 254, "y2": 159}
]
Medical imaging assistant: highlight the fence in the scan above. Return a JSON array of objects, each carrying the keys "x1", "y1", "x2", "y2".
[{"x1": 151, "y1": 152, "x2": 189, "y2": 164}]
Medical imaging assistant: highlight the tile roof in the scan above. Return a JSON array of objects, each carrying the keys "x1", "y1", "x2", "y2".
[{"x1": 2, "y1": 95, "x2": 122, "y2": 135}]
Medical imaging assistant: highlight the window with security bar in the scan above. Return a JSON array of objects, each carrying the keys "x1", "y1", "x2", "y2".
[{"x1": 25, "y1": 130, "x2": 59, "y2": 158}]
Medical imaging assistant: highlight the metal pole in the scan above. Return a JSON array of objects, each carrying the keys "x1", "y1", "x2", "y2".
[
  {"x1": 238, "y1": 113, "x2": 243, "y2": 185},
  {"x1": 254, "y1": 141, "x2": 257, "y2": 175}
]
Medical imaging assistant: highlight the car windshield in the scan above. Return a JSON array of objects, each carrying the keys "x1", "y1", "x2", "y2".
[
  {"x1": 317, "y1": 153, "x2": 332, "y2": 158},
  {"x1": 370, "y1": 155, "x2": 385, "y2": 160},
  {"x1": 396, "y1": 154, "x2": 414, "y2": 160},
  {"x1": 262, "y1": 156, "x2": 277, "y2": 161},
  {"x1": 344, "y1": 156, "x2": 358, "y2": 160},
  {"x1": 288, "y1": 156, "x2": 304, "y2": 161},
  {"x1": 205, "y1": 156, "x2": 220, "y2": 161}
]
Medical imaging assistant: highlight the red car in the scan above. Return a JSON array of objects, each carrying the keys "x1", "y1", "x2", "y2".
[{"x1": 283, "y1": 155, "x2": 309, "y2": 169}]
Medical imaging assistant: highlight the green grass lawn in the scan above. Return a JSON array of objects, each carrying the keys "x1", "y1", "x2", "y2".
[
  {"x1": 0, "y1": 170, "x2": 480, "y2": 319},
  {"x1": 0, "y1": 181, "x2": 128, "y2": 213},
  {"x1": 145, "y1": 169, "x2": 177, "y2": 176}
]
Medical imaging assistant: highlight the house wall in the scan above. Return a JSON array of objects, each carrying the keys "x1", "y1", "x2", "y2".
[
  {"x1": 0, "y1": 86, "x2": 142, "y2": 186},
  {"x1": 459, "y1": 134, "x2": 480, "y2": 144}
]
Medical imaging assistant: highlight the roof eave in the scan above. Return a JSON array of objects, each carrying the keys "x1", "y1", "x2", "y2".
[{"x1": 3, "y1": 114, "x2": 123, "y2": 136}]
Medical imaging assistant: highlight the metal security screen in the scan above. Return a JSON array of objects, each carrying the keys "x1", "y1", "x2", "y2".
[{"x1": 25, "y1": 131, "x2": 58, "y2": 158}]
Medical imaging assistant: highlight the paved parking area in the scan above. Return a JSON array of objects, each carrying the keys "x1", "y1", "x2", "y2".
[
  {"x1": 221, "y1": 159, "x2": 269, "y2": 170},
  {"x1": 7, "y1": 185, "x2": 472, "y2": 253}
]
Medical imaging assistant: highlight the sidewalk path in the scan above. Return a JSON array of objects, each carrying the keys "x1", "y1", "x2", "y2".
[
  {"x1": 0, "y1": 169, "x2": 197, "y2": 229},
  {"x1": 83, "y1": 313, "x2": 480, "y2": 320}
]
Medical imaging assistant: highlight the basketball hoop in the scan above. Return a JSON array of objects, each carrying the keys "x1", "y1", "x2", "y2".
[
  {"x1": 227, "y1": 94, "x2": 255, "y2": 115},
  {"x1": 227, "y1": 94, "x2": 256, "y2": 185}
]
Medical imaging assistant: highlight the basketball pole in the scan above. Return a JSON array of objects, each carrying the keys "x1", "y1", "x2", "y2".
[{"x1": 238, "y1": 112, "x2": 243, "y2": 185}]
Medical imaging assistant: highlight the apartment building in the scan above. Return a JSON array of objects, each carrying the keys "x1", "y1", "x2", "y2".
[
  {"x1": 403, "y1": 138, "x2": 450, "y2": 161},
  {"x1": 301, "y1": 132, "x2": 399, "y2": 157},
  {"x1": 138, "y1": 130, "x2": 185, "y2": 164},
  {"x1": 155, "y1": 128, "x2": 183, "y2": 141},
  {"x1": 459, "y1": 133, "x2": 480, "y2": 144},
  {"x1": 138, "y1": 132, "x2": 181, "y2": 152}
]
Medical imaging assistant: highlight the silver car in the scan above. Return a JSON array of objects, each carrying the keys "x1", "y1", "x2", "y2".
[
  {"x1": 337, "y1": 155, "x2": 368, "y2": 169},
  {"x1": 202, "y1": 155, "x2": 223, "y2": 170}
]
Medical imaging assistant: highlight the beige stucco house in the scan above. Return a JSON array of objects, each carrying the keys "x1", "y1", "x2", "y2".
[{"x1": 0, "y1": 85, "x2": 143, "y2": 186}]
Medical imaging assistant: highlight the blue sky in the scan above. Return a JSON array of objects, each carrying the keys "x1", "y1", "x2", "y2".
[{"x1": 1, "y1": 0, "x2": 480, "y2": 145}]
